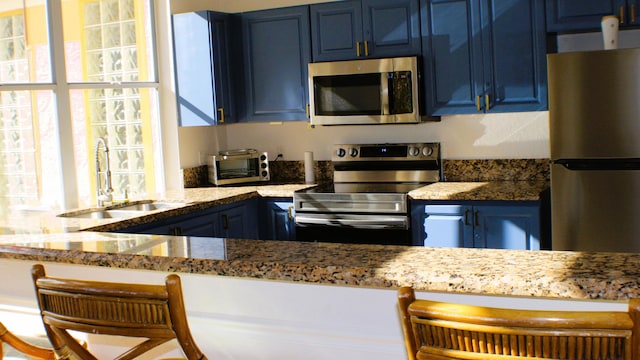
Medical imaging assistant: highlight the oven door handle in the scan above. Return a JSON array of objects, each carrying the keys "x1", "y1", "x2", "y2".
[{"x1": 295, "y1": 214, "x2": 408, "y2": 230}]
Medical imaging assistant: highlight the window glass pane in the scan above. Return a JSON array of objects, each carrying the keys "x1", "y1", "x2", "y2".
[
  {"x1": 62, "y1": 0, "x2": 156, "y2": 83},
  {"x1": 0, "y1": 90, "x2": 60, "y2": 214},
  {"x1": 0, "y1": 1, "x2": 52, "y2": 83},
  {"x1": 0, "y1": 0, "x2": 160, "y2": 213},
  {"x1": 70, "y1": 87, "x2": 159, "y2": 207}
]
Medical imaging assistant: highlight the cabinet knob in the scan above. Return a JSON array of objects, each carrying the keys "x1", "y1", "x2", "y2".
[
  {"x1": 287, "y1": 205, "x2": 294, "y2": 221},
  {"x1": 620, "y1": 6, "x2": 626, "y2": 24},
  {"x1": 222, "y1": 214, "x2": 229, "y2": 229},
  {"x1": 464, "y1": 209, "x2": 471, "y2": 226},
  {"x1": 356, "y1": 41, "x2": 361, "y2": 57},
  {"x1": 217, "y1": 107, "x2": 225, "y2": 123},
  {"x1": 485, "y1": 94, "x2": 490, "y2": 111},
  {"x1": 476, "y1": 96, "x2": 482, "y2": 112},
  {"x1": 631, "y1": 4, "x2": 636, "y2": 23},
  {"x1": 364, "y1": 40, "x2": 369, "y2": 57}
]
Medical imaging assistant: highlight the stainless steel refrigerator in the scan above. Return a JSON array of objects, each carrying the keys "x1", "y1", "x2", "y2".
[{"x1": 548, "y1": 48, "x2": 640, "y2": 253}]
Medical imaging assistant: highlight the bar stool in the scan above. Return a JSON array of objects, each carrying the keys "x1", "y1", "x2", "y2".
[
  {"x1": 31, "y1": 264, "x2": 207, "y2": 360},
  {"x1": 0, "y1": 321, "x2": 55, "y2": 359},
  {"x1": 398, "y1": 286, "x2": 640, "y2": 359}
]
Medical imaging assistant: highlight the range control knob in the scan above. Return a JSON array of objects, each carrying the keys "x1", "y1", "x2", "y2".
[
  {"x1": 349, "y1": 148, "x2": 359, "y2": 157},
  {"x1": 408, "y1": 146, "x2": 420, "y2": 157},
  {"x1": 422, "y1": 146, "x2": 434, "y2": 156},
  {"x1": 336, "y1": 148, "x2": 346, "y2": 157}
]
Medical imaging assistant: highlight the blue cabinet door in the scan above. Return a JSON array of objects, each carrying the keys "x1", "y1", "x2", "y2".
[
  {"x1": 412, "y1": 201, "x2": 542, "y2": 250},
  {"x1": 421, "y1": 0, "x2": 484, "y2": 115},
  {"x1": 215, "y1": 200, "x2": 258, "y2": 239},
  {"x1": 420, "y1": 204, "x2": 474, "y2": 247},
  {"x1": 172, "y1": 11, "x2": 236, "y2": 126},
  {"x1": 310, "y1": 1, "x2": 363, "y2": 61},
  {"x1": 546, "y1": 0, "x2": 640, "y2": 32},
  {"x1": 473, "y1": 205, "x2": 540, "y2": 250},
  {"x1": 311, "y1": 0, "x2": 420, "y2": 62},
  {"x1": 260, "y1": 199, "x2": 296, "y2": 241},
  {"x1": 178, "y1": 212, "x2": 218, "y2": 237},
  {"x1": 240, "y1": 6, "x2": 311, "y2": 122},
  {"x1": 422, "y1": 0, "x2": 547, "y2": 115},
  {"x1": 209, "y1": 12, "x2": 236, "y2": 124},
  {"x1": 362, "y1": 0, "x2": 421, "y2": 58},
  {"x1": 485, "y1": 0, "x2": 547, "y2": 113}
]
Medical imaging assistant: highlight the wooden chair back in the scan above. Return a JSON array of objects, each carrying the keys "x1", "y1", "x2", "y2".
[
  {"x1": 398, "y1": 286, "x2": 640, "y2": 360},
  {"x1": 0, "y1": 321, "x2": 55, "y2": 359},
  {"x1": 31, "y1": 264, "x2": 207, "y2": 360}
]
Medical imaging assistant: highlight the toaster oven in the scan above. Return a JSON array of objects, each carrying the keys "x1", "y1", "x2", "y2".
[{"x1": 208, "y1": 149, "x2": 270, "y2": 186}]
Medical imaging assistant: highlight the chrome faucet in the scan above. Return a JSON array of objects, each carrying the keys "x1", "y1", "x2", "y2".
[{"x1": 95, "y1": 137, "x2": 114, "y2": 207}]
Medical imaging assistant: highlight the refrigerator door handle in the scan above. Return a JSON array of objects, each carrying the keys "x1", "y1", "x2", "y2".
[{"x1": 555, "y1": 159, "x2": 640, "y2": 171}]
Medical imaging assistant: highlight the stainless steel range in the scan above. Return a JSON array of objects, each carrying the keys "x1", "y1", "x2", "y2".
[{"x1": 294, "y1": 142, "x2": 441, "y2": 245}]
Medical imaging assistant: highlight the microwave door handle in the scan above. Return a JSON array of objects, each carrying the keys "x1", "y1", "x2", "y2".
[{"x1": 381, "y1": 72, "x2": 389, "y2": 115}]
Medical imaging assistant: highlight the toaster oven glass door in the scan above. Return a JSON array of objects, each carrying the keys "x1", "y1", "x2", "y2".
[{"x1": 217, "y1": 158, "x2": 259, "y2": 179}]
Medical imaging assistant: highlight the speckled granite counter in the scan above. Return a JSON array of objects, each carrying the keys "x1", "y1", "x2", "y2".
[
  {"x1": 0, "y1": 231, "x2": 637, "y2": 301},
  {"x1": 7, "y1": 181, "x2": 629, "y2": 304},
  {"x1": 408, "y1": 181, "x2": 549, "y2": 201}
]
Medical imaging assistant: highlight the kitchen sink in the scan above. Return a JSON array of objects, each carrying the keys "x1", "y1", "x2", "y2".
[
  {"x1": 59, "y1": 209, "x2": 142, "y2": 219},
  {"x1": 57, "y1": 201, "x2": 187, "y2": 219},
  {"x1": 110, "y1": 201, "x2": 185, "y2": 212}
]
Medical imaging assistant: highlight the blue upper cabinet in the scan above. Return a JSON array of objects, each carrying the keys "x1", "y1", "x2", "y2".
[
  {"x1": 172, "y1": 11, "x2": 236, "y2": 126},
  {"x1": 310, "y1": 0, "x2": 421, "y2": 62},
  {"x1": 421, "y1": 0, "x2": 547, "y2": 115},
  {"x1": 240, "y1": 6, "x2": 311, "y2": 122},
  {"x1": 546, "y1": 0, "x2": 640, "y2": 33}
]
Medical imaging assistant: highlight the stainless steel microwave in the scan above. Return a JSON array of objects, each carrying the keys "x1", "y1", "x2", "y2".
[
  {"x1": 208, "y1": 149, "x2": 270, "y2": 186},
  {"x1": 308, "y1": 56, "x2": 421, "y2": 125}
]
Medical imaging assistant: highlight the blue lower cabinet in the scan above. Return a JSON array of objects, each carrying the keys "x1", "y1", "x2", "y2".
[
  {"x1": 412, "y1": 201, "x2": 542, "y2": 250},
  {"x1": 259, "y1": 198, "x2": 296, "y2": 241},
  {"x1": 115, "y1": 199, "x2": 258, "y2": 239},
  {"x1": 218, "y1": 200, "x2": 258, "y2": 239}
]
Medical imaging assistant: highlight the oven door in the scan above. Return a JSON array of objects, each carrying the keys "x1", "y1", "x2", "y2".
[{"x1": 294, "y1": 213, "x2": 411, "y2": 245}]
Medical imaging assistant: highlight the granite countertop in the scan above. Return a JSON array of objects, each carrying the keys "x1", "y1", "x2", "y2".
[
  {"x1": 9, "y1": 181, "x2": 629, "y2": 303},
  {"x1": 408, "y1": 181, "x2": 548, "y2": 201},
  {"x1": 0, "y1": 231, "x2": 638, "y2": 301},
  {"x1": 5, "y1": 181, "x2": 548, "y2": 235}
]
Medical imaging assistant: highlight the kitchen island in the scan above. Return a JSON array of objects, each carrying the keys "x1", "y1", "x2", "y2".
[{"x1": 3, "y1": 181, "x2": 636, "y2": 360}]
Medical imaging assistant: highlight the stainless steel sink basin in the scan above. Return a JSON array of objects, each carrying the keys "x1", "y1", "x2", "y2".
[
  {"x1": 57, "y1": 201, "x2": 186, "y2": 219},
  {"x1": 59, "y1": 209, "x2": 142, "y2": 219},
  {"x1": 112, "y1": 201, "x2": 184, "y2": 212}
]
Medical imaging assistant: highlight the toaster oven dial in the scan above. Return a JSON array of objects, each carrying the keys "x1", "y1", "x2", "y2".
[
  {"x1": 349, "y1": 148, "x2": 359, "y2": 157},
  {"x1": 422, "y1": 146, "x2": 433, "y2": 156},
  {"x1": 336, "y1": 148, "x2": 346, "y2": 158},
  {"x1": 408, "y1": 146, "x2": 420, "y2": 157}
]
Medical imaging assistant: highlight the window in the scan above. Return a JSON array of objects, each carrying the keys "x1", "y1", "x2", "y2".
[{"x1": 0, "y1": 0, "x2": 161, "y2": 212}]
